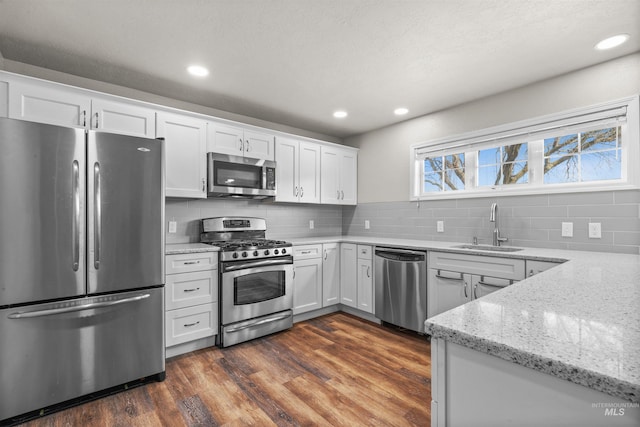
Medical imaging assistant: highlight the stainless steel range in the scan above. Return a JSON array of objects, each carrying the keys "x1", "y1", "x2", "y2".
[{"x1": 201, "y1": 217, "x2": 293, "y2": 347}]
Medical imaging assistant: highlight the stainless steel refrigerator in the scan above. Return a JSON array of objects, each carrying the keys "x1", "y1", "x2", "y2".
[{"x1": 0, "y1": 117, "x2": 165, "y2": 424}]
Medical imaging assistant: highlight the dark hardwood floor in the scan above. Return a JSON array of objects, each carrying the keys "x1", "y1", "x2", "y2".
[{"x1": 19, "y1": 312, "x2": 431, "y2": 426}]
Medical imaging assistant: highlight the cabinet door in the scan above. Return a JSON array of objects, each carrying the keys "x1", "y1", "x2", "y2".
[
  {"x1": 208, "y1": 122, "x2": 244, "y2": 156},
  {"x1": 293, "y1": 258, "x2": 323, "y2": 314},
  {"x1": 357, "y1": 258, "x2": 373, "y2": 313},
  {"x1": 339, "y1": 150, "x2": 358, "y2": 205},
  {"x1": 298, "y1": 142, "x2": 321, "y2": 204},
  {"x1": 340, "y1": 243, "x2": 357, "y2": 308},
  {"x1": 9, "y1": 80, "x2": 90, "y2": 128},
  {"x1": 91, "y1": 98, "x2": 156, "y2": 138},
  {"x1": 472, "y1": 275, "x2": 513, "y2": 300},
  {"x1": 320, "y1": 147, "x2": 340, "y2": 204},
  {"x1": 322, "y1": 243, "x2": 340, "y2": 307},
  {"x1": 244, "y1": 129, "x2": 274, "y2": 161},
  {"x1": 157, "y1": 112, "x2": 207, "y2": 198},
  {"x1": 427, "y1": 269, "x2": 470, "y2": 318},
  {"x1": 275, "y1": 137, "x2": 299, "y2": 203}
]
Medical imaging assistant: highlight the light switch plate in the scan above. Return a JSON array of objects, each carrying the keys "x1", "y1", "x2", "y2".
[
  {"x1": 561, "y1": 222, "x2": 573, "y2": 237},
  {"x1": 588, "y1": 222, "x2": 601, "y2": 239},
  {"x1": 364, "y1": 220, "x2": 370, "y2": 229},
  {"x1": 309, "y1": 220, "x2": 314, "y2": 229},
  {"x1": 168, "y1": 220, "x2": 177, "y2": 233},
  {"x1": 437, "y1": 220, "x2": 444, "y2": 233}
]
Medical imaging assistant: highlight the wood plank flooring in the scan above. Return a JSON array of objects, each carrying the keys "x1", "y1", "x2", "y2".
[{"x1": 19, "y1": 312, "x2": 431, "y2": 426}]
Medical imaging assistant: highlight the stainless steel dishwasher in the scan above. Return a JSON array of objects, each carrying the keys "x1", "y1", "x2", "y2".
[{"x1": 374, "y1": 247, "x2": 427, "y2": 333}]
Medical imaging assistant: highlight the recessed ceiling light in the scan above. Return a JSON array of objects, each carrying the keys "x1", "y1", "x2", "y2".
[
  {"x1": 394, "y1": 107, "x2": 409, "y2": 116},
  {"x1": 187, "y1": 65, "x2": 209, "y2": 77},
  {"x1": 333, "y1": 110, "x2": 348, "y2": 119},
  {"x1": 595, "y1": 34, "x2": 629, "y2": 50}
]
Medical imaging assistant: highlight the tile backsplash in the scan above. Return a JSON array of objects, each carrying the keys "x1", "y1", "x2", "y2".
[
  {"x1": 166, "y1": 190, "x2": 640, "y2": 254},
  {"x1": 165, "y1": 198, "x2": 343, "y2": 243},
  {"x1": 343, "y1": 190, "x2": 640, "y2": 254}
]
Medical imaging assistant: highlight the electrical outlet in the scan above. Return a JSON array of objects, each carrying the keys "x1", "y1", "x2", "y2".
[
  {"x1": 364, "y1": 220, "x2": 370, "y2": 229},
  {"x1": 561, "y1": 222, "x2": 573, "y2": 237},
  {"x1": 588, "y1": 222, "x2": 601, "y2": 239},
  {"x1": 437, "y1": 220, "x2": 444, "y2": 233},
  {"x1": 309, "y1": 220, "x2": 314, "y2": 229},
  {"x1": 168, "y1": 220, "x2": 177, "y2": 233}
]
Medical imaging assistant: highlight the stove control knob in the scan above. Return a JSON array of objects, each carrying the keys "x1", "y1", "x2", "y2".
[
  {"x1": 242, "y1": 251, "x2": 248, "y2": 258},
  {"x1": 253, "y1": 251, "x2": 259, "y2": 257},
  {"x1": 274, "y1": 249, "x2": 280, "y2": 255},
  {"x1": 232, "y1": 252, "x2": 239, "y2": 259},
  {"x1": 281, "y1": 248, "x2": 287, "y2": 254},
  {"x1": 264, "y1": 250, "x2": 270, "y2": 256}
]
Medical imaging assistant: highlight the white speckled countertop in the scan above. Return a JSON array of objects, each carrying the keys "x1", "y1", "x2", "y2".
[
  {"x1": 165, "y1": 243, "x2": 218, "y2": 254},
  {"x1": 165, "y1": 236, "x2": 639, "y2": 402}
]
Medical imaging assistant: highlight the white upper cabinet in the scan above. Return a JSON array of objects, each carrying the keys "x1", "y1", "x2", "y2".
[
  {"x1": 9, "y1": 80, "x2": 91, "y2": 128},
  {"x1": 156, "y1": 111, "x2": 208, "y2": 198},
  {"x1": 208, "y1": 122, "x2": 274, "y2": 161},
  {"x1": 9, "y1": 79, "x2": 156, "y2": 138},
  {"x1": 275, "y1": 137, "x2": 320, "y2": 204},
  {"x1": 320, "y1": 146, "x2": 357, "y2": 205},
  {"x1": 91, "y1": 98, "x2": 156, "y2": 138}
]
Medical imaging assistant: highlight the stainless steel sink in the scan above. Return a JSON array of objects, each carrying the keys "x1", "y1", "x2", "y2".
[{"x1": 453, "y1": 244, "x2": 524, "y2": 252}]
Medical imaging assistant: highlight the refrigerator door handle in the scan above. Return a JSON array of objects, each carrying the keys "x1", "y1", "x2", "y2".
[
  {"x1": 72, "y1": 160, "x2": 80, "y2": 271},
  {"x1": 7, "y1": 294, "x2": 151, "y2": 319},
  {"x1": 94, "y1": 162, "x2": 101, "y2": 269}
]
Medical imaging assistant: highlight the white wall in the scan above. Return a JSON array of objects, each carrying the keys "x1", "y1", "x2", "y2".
[{"x1": 346, "y1": 53, "x2": 640, "y2": 203}]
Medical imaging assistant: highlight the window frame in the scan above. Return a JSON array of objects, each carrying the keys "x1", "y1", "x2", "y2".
[{"x1": 410, "y1": 96, "x2": 639, "y2": 200}]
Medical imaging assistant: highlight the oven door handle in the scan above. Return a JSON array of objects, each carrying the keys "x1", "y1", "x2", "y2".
[
  {"x1": 225, "y1": 312, "x2": 292, "y2": 333},
  {"x1": 223, "y1": 258, "x2": 293, "y2": 272}
]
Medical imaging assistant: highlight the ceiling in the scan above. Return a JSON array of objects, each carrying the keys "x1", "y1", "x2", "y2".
[{"x1": 1, "y1": 0, "x2": 638, "y2": 139}]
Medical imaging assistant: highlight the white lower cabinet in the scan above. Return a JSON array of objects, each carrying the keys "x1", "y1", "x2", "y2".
[
  {"x1": 340, "y1": 243, "x2": 373, "y2": 312},
  {"x1": 322, "y1": 243, "x2": 340, "y2": 307},
  {"x1": 293, "y1": 245, "x2": 323, "y2": 314},
  {"x1": 165, "y1": 252, "x2": 218, "y2": 356},
  {"x1": 340, "y1": 243, "x2": 357, "y2": 308},
  {"x1": 428, "y1": 251, "x2": 525, "y2": 318},
  {"x1": 356, "y1": 245, "x2": 373, "y2": 313}
]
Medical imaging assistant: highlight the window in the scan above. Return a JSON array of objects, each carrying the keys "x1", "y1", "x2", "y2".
[
  {"x1": 423, "y1": 153, "x2": 465, "y2": 192},
  {"x1": 478, "y1": 143, "x2": 528, "y2": 187},
  {"x1": 410, "y1": 96, "x2": 639, "y2": 199},
  {"x1": 543, "y1": 126, "x2": 621, "y2": 184}
]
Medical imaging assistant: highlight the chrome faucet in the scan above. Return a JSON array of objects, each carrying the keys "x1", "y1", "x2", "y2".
[{"x1": 490, "y1": 203, "x2": 508, "y2": 246}]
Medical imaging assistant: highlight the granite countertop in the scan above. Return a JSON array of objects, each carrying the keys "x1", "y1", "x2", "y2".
[
  {"x1": 165, "y1": 243, "x2": 219, "y2": 254},
  {"x1": 165, "y1": 236, "x2": 639, "y2": 402}
]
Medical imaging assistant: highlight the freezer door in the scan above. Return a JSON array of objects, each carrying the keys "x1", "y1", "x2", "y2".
[
  {"x1": 87, "y1": 131, "x2": 164, "y2": 294},
  {"x1": 0, "y1": 118, "x2": 85, "y2": 306},
  {"x1": 0, "y1": 288, "x2": 165, "y2": 422}
]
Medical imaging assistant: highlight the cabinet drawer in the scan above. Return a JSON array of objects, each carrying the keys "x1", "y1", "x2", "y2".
[
  {"x1": 526, "y1": 260, "x2": 562, "y2": 277},
  {"x1": 429, "y1": 251, "x2": 525, "y2": 280},
  {"x1": 294, "y1": 244, "x2": 322, "y2": 260},
  {"x1": 166, "y1": 252, "x2": 217, "y2": 274},
  {"x1": 166, "y1": 270, "x2": 218, "y2": 310},
  {"x1": 357, "y1": 245, "x2": 372, "y2": 260},
  {"x1": 166, "y1": 303, "x2": 218, "y2": 347}
]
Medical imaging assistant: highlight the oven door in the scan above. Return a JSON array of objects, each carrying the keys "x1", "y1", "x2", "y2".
[{"x1": 221, "y1": 257, "x2": 293, "y2": 325}]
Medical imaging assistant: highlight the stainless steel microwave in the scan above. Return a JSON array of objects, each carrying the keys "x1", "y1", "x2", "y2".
[{"x1": 207, "y1": 153, "x2": 276, "y2": 199}]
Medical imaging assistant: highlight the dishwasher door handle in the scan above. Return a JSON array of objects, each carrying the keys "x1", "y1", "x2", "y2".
[{"x1": 375, "y1": 248, "x2": 426, "y2": 262}]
